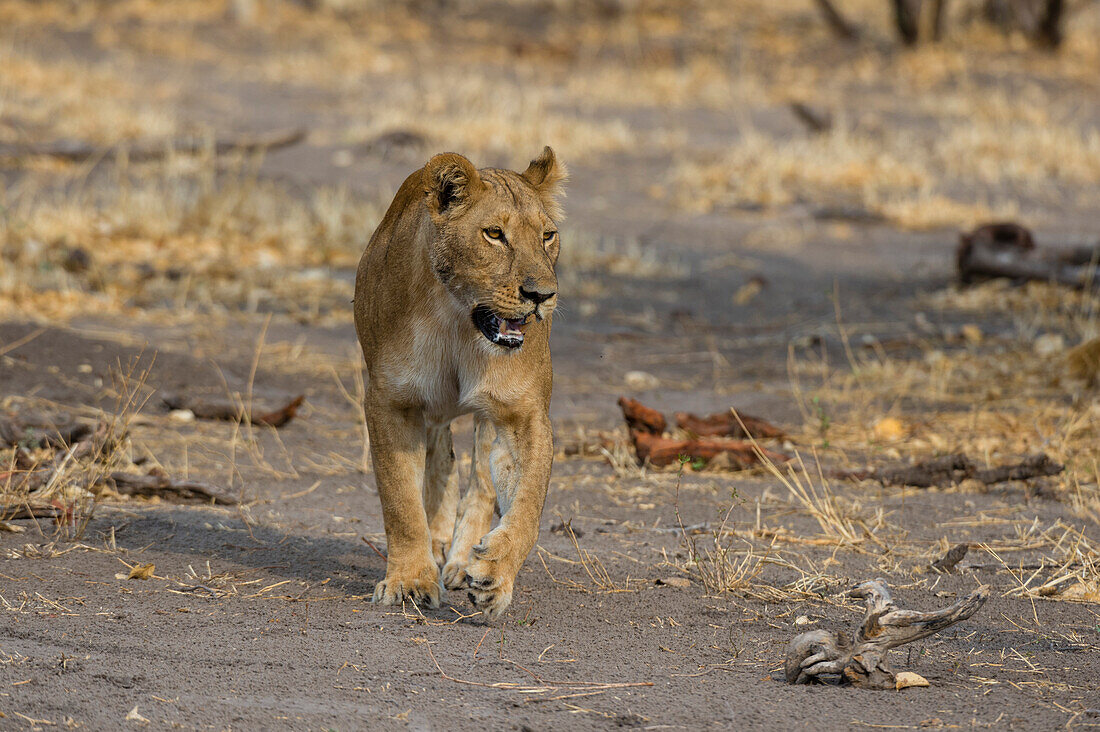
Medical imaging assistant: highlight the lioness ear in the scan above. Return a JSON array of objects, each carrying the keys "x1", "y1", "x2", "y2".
[
  {"x1": 522, "y1": 146, "x2": 567, "y2": 220},
  {"x1": 423, "y1": 152, "x2": 483, "y2": 219}
]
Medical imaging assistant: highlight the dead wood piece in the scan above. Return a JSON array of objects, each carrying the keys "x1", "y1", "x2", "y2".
[
  {"x1": 1056, "y1": 243, "x2": 1100, "y2": 267},
  {"x1": 628, "y1": 430, "x2": 789, "y2": 469},
  {"x1": 674, "y1": 410, "x2": 786, "y2": 440},
  {"x1": 1034, "y1": 0, "x2": 1066, "y2": 48},
  {"x1": 162, "y1": 393, "x2": 305, "y2": 427},
  {"x1": 785, "y1": 579, "x2": 989, "y2": 688},
  {"x1": 812, "y1": 0, "x2": 860, "y2": 39},
  {"x1": 931, "y1": 542, "x2": 969, "y2": 573},
  {"x1": 359, "y1": 129, "x2": 429, "y2": 158},
  {"x1": 958, "y1": 222, "x2": 1098, "y2": 289},
  {"x1": 971, "y1": 453, "x2": 1063, "y2": 484},
  {"x1": 0, "y1": 505, "x2": 63, "y2": 520},
  {"x1": 892, "y1": 0, "x2": 924, "y2": 44},
  {"x1": 108, "y1": 472, "x2": 238, "y2": 505},
  {"x1": 812, "y1": 205, "x2": 887, "y2": 223},
  {"x1": 789, "y1": 102, "x2": 833, "y2": 134},
  {"x1": 0, "y1": 416, "x2": 94, "y2": 449},
  {"x1": 1, "y1": 423, "x2": 108, "y2": 494},
  {"x1": 617, "y1": 397, "x2": 667, "y2": 435},
  {"x1": 875, "y1": 453, "x2": 974, "y2": 487},
  {"x1": 873, "y1": 452, "x2": 1062, "y2": 488},
  {"x1": 0, "y1": 128, "x2": 305, "y2": 165}
]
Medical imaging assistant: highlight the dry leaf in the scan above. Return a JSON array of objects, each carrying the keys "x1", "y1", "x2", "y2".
[
  {"x1": 960, "y1": 324, "x2": 983, "y2": 344},
  {"x1": 872, "y1": 417, "x2": 907, "y2": 442},
  {"x1": 895, "y1": 671, "x2": 929, "y2": 690},
  {"x1": 127, "y1": 563, "x2": 155, "y2": 580},
  {"x1": 125, "y1": 706, "x2": 149, "y2": 725},
  {"x1": 733, "y1": 279, "x2": 763, "y2": 305}
]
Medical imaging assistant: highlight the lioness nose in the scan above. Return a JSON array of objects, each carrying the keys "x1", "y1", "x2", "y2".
[{"x1": 519, "y1": 281, "x2": 555, "y2": 305}]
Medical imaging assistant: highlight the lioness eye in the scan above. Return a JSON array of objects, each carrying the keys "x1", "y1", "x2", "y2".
[
  {"x1": 543, "y1": 231, "x2": 557, "y2": 242},
  {"x1": 483, "y1": 227, "x2": 504, "y2": 241}
]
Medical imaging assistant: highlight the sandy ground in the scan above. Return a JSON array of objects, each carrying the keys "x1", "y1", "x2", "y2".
[{"x1": 3, "y1": 2, "x2": 1100, "y2": 730}]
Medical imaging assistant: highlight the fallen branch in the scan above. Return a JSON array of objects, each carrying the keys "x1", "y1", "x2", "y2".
[
  {"x1": 892, "y1": 0, "x2": 923, "y2": 44},
  {"x1": 162, "y1": 393, "x2": 305, "y2": 428},
  {"x1": 0, "y1": 505, "x2": 63, "y2": 520},
  {"x1": 930, "y1": 543, "x2": 969, "y2": 573},
  {"x1": 0, "y1": 128, "x2": 306, "y2": 164},
  {"x1": 617, "y1": 397, "x2": 789, "y2": 469},
  {"x1": 812, "y1": 0, "x2": 860, "y2": 40},
  {"x1": 617, "y1": 397, "x2": 666, "y2": 435},
  {"x1": 674, "y1": 410, "x2": 786, "y2": 440},
  {"x1": 835, "y1": 453, "x2": 1062, "y2": 488},
  {"x1": 785, "y1": 579, "x2": 989, "y2": 688},
  {"x1": 629, "y1": 430, "x2": 789, "y2": 469},
  {"x1": 958, "y1": 222, "x2": 1099, "y2": 289},
  {"x1": 1, "y1": 423, "x2": 108, "y2": 494},
  {"x1": 788, "y1": 102, "x2": 833, "y2": 134},
  {"x1": 108, "y1": 471, "x2": 238, "y2": 505},
  {"x1": 0, "y1": 416, "x2": 95, "y2": 449}
]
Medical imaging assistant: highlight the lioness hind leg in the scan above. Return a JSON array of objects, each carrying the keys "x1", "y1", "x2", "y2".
[
  {"x1": 442, "y1": 417, "x2": 496, "y2": 590},
  {"x1": 424, "y1": 423, "x2": 459, "y2": 567}
]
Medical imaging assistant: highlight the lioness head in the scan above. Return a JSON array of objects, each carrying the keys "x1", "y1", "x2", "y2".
[{"x1": 423, "y1": 147, "x2": 566, "y2": 350}]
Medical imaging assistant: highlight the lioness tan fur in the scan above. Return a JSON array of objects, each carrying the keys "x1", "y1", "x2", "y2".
[{"x1": 353, "y1": 147, "x2": 565, "y2": 620}]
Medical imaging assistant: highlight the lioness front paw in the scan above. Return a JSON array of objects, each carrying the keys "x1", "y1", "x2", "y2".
[
  {"x1": 462, "y1": 531, "x2": 521, "y2": 621},
  {"x1": 441, "y1": 558, "x2": 470, "y2": 591},
  {"x1": 372, "y1": 563, "x2": 442, "y2": 609}
]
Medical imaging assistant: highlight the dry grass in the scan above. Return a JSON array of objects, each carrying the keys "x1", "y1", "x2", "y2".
[
  {"x1": 672, "y1": 104, "x2": 1100, "y2": 229},
  {"x1": 0, "y1": 156, "x2": 380, "y2": 324},
  {"x1": 1, "y1": 354, "x2": 154, "y2": 538},
  {"x1": 0, "y1": 39, "x2": 178, "y2": 143},
  {"x1": 3, "y1": 0, "x2": 1099, "y2": 235}
]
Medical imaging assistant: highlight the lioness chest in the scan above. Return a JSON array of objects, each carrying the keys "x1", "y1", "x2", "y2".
[{"x1": 374, "y1": 307, "x2": 530, "y2": 424}]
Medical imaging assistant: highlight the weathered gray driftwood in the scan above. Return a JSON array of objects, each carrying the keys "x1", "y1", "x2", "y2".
[{"x1": 785, "y1": 579, "x2": 989, "y2": 689}]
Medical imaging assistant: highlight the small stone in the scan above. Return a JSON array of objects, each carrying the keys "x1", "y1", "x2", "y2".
[
  {"x1": 655, "y1": 577, "x2": 690, "y2": 588},
  {"x1": 895, "y1": 671, "x2": 930, "y2": 690},
  {"x1": 794, "y1": 615, "x2": 813, "y2": 626},
  {"x1": 331, "y1": 149, "x2": 354, "y2": 168},
  {"x1": 624, "y1": 371, "x2": 659, "y2": 390},
  {"x1": 169, "y1": 409, "x2": 196, "y2": 423},
  {"x1": 1034, "y1": 333, "x2": 1065, "y2": 357}
]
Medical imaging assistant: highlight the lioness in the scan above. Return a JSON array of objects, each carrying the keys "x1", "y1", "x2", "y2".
[{"x1": 353, "y1": 147, "x2": 565, "y2": 620}]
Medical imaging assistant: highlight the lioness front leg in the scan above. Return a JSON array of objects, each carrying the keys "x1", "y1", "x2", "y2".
[
  {"x1": 463, "y1": 413, "x2": 552, "y2": 621},
  {"x1": 364, "y1": 395, "x2": 441, "y2": 608},
  {"x1": 442, "y1": 417, "x2": 496, "y2": 589}
]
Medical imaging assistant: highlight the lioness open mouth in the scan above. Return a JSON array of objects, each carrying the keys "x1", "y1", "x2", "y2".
[{"x1": 472, "y1": 305, "x2": 528, "y2": 349}]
